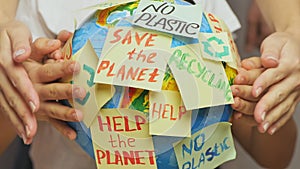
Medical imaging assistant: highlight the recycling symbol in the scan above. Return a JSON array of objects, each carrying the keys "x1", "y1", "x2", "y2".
[{"x1": 201, "y1": 36, "x2": 229, "y2": 59}]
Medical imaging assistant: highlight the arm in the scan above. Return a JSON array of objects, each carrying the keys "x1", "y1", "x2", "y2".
[
  {"x1": 232, "y1": 117, "x2": 297, "y2": 169},
  {"x1": 256, "y1": 0, "x2": 300, "y2": 33},
  {"x1": 242, "y1": 0, "x2": 300, "y2": 134},
  {"x1": 0, "y1": 0, "x2": 18, "y2": 23},
  {"x1": 0, "y1": 112, "x2": 16, "y2": 155}
]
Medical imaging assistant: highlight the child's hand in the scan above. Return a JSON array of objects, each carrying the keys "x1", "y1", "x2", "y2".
[
  {"x1": 23, "y1": 57, "x2": 85, "y2": 141},
  {"x1": 231, "y1": 57, "x2": 264, "y2": 127},
  {"x1": 24, "y1": 36, "x2": 85, "y2": 142}
]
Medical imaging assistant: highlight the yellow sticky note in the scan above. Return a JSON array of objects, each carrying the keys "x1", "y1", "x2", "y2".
[
  {"x1": 204, "y1": 12, "x2": 239, "y2": 69},
  {"x1": 199, "y1": 32, "x2": 233, "y2": 63},
  {"x1": 173, "y1": 122, "x2": 236, "y2": 169},
  {"x1": 72, "y1": 41, "x2": 102, "y2": 127},
  {"x1": 149, "y1": 90, "x2": 191, "y2": 137},
  {"x1": 90, "y1": 109, "x2": 157, "y2": 168},
  {"x1": 133, "y1": 0, "x2": 203, "y2": 38},
  {"x1": 167, "y1": 44, "x2": 234, "y2": 110},
  {"x1": 95, "y1": 84, "x2": 116, "y2": 109},
  {"x1": 94, "y1": 26, "x2": 171, "y2": 91}
]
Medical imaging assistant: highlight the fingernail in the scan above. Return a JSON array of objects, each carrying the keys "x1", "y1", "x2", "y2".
[
  {"x1": 234, "y1": 97, "x2": 240, "y2": 107},
  {"x1": 263, "y1": 122, "x2": 269, "y2": 132},
  {"x1": 69, "y1": 63, "x2": 80, "y2": 73},
  {"x1": 18, "y1": 133, "x2": 23, "y2": 139},
  {"x1": 255, "y1": 87, "x2": 262, "y2": 97},
  {"x1": 73, "y1": 86, "x2": 85, "y2": 99},
  {"x1": 25, "y1": 125, "x2": 31, "y2": 137},
  {"x1": 48, "y1": 39, "x2": 58, "y2": 46},
  {"x1": 14, "y1": 49, "x2": 26, "y2": 57},
  {"x1": 245, "y1": 60, "x2": 255, "y2": 69},
  {"x1": 235, "y1": 113, "x2": 243, "y2": 119},
  {"x1": 237, "y1": 76, "x2": 245, "y2": 83},
  {"x1": 10, "y1": 79, "x2": 17, "y2": 87},
  {"x1": 72, "y1": 110, "x2": 83, "y2": 121},
  {"x1": 54, "y1": 51, "x2": 62, "y2": 59},
  {"x1": 269, "y1": 127, "x2": 277, "y2": 135},
  {"x1": 261, "y1": 111, "x2": 266, "y2": 121},
  {"x1": 266, "y1": 56, "x2": 278, "y2": 63},
  {"x1": 231, "y1": 87, "x2": 239, "y2": 96},
  {"x1": 29, "y1": 101, "x2": 36, "y2": 113},
  {"x1": 21, "y1": 133, "x2": 28, "y2": 144},
  {"x1": 67, "y1": 131, "x2": 76, "y2": 140}
]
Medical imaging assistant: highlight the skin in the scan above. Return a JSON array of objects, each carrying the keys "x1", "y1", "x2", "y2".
[
  {"x1": 231, "y1": 57, "x2": 297, "y2": 169},
  {"x1": 0, "y1": 0, "x2": 39, "y2": 142},
  {"x1": 232, "y1": 0, "x2": 300, "y2": 135},
  {"x1": 245, "y1": 0, "x2": 272, "y2": 53},
  {"x1": 0, "y1": 32, "x2": 85, "y2": 147}
]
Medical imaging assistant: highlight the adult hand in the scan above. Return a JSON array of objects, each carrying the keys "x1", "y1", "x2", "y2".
[
  {"x1": 0, "y1": 20, "x2": 62, "y2": 142},
  {"x1": 252, "y1": 30, "x2": 300, "y2": 130},
  {"x1": 0, "y1": 29, "x2": 76, "y2": 143}
]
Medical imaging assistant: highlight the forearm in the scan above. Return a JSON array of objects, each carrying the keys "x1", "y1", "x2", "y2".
[
  {"x1": 0, "y1": 111, "x2": 17, "y2": 154},
  {"x1": 232, "y1": 118, "x2": 297, "y2": 168},
  {"x1": 0, "y1": 0, "x2": 18, "y2": 24},
  {"x1": 256, "y1": 0, "x2": 300, "y2": 33}
]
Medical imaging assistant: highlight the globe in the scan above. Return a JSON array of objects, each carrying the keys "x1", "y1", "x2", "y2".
[{"x1": 64, "y1": 1, "x2": 237, "y2": 168}]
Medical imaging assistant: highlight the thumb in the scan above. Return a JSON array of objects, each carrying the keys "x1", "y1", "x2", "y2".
[
  {"x1": 7, "y1": 22, "x2": 32, "y2": 62},
  {"x1": 260, "y1": 33, "x2": 285, "y2": 68}
]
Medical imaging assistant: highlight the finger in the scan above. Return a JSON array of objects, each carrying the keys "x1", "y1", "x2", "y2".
[
  {"x1": 39, "y1": 102, "x2": 83, "y2": 122},
  {"x1": 241, "y1": 57, "x2": 262, "y2": 70},
  {"x1": 258, "y1": 92, "x2": 298, "y2": 134},
  {"x1": 234, "y1": 68, "x2": 264, "y2": 85},
  {"x1": 267, "y1": 106, "x2": 296, "y2": 135},
  {"x1": 260, "y1": 34, "x2": 284, "y2": 68},
  {"x1": 253, "y1": 76, "x2": 297, "y2": 123},
  {"x1": 231, "y1": 85, "x2": 258, "y2": 101},
  {"x1": 252, "y1": 65, "x2": 288, "y2": 98},
  {"x1": 57, "y1": 30, "x2": 73, "y2": 46},
  {"x1": 0, "y1": 32, "x2": 39, "y2": 113},
  {"x1": 30, "y1": 60, "x2": 80, "y2": 83},
  {"x1": 30, "y1": 38, "x2": 61, "y2": 62},
  {"x1": 49, "y1": 119, "x2": 77, "y2": 140},
  {"x1": 232, "y1": 113, "x2": 257, "y2": 127},
  {"x1": 232, "y1": 112, "x2": 243, "y2": 120},
  {"x1": 0, "y1": 67, "x2": 37, "y2": 140},
  {"x1": 0, "y1": 90, "x2": 32, "y2": 144},
  {"x1": 36, "y1": 84, "x2": 86, "y2": 101},
  {"x1": 231, "y1": 97, "x2": 256, "y2": 116},
  {"x1": 48, "y1": 50, "x2": 63, "y2": 60},
  {"x1": 5, "y1": 22, "x2": 32, "y2": 62}
]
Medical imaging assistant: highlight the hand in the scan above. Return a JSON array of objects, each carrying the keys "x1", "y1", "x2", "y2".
[
  {"x1": 23, "y1": 58, "x2": 85, "y2": 141},
  {"x1": 234, "y1": 56, "x2": 300, "y2": 135},
  {"x1": 0, "y1": 20, "x2": 63, "y2": 142},
  {"x1": 0, "y1": 29, "x2": 79, "y2": 143},
  {"x1": 231, "y1": 57, "x2": 264, "y2": 127},
  {"x1": 25, "y1": 36, "x2": 86, "y2": 141},
  {"x1": 250, "y1": 28, "x2": 300, "y2": 132}
]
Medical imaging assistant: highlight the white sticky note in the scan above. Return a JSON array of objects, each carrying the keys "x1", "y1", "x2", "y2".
[{"x1": 133, "y1": 0, "x2": 203, "y2": 38}]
